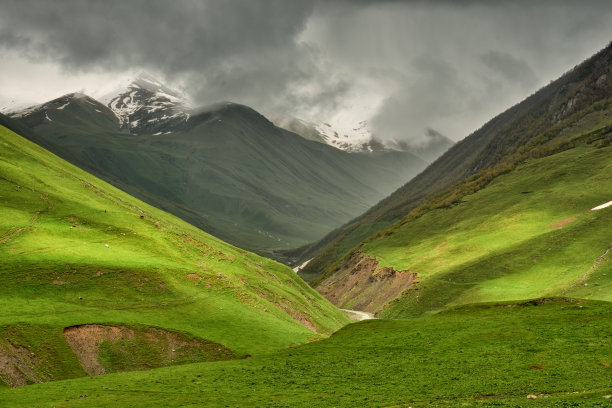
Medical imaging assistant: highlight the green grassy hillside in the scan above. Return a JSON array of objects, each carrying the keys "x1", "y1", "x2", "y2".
[
  {"x1": 295, "y1": 42, "x2": 612, "y2": 280},
  {"x1": 0, "y1": 125, "x2": 348, "y2": 386},
  {"x1": 5, "y1": 98, "x2": 427, "y2": 256},
  {"x1": 314, "y1": 142, "x2": 612, "y2": 316},
  {"x1": 0, "y1": 298, "x2": 609, "y2": 406}
]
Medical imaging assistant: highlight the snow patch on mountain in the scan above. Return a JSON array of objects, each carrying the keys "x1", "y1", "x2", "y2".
[
  {"x1": 314, "y1": 119, "x2": 373, "y2": 152},
  {"x1": 274, "y1": 115, "x2": 374, "y2": 152},
  {"x1": 5, "y1": 92, "x2": 101, "y2": 119},
  {"x1": 98, "y1": 72, "x2": 191, "y2": 133}
]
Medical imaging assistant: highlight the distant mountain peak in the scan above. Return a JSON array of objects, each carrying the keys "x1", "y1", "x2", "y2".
[
  {"x1": 275, "y1": 115, "x2": 454, "y2": 161},
  {"x1": 274, "y1": 116, "x2": 374, "y2": 152},
  {"x1": 6, "y1": 92, "x2": 105, "y2": 119},
  {"x1": 98, "y1": 73, "x2": 190, "y2": 134}
]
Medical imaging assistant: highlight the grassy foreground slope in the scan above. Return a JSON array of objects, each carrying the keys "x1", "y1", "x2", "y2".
[
  {"x1": 315, "y1": 142, "x2": 612, "y2": 316},
  {"x1": 0, "y1": 125, "x2": 347, "y2": 384},
  {"x1": 0, "y1": 298, "x2": 610, "y2": 407}
]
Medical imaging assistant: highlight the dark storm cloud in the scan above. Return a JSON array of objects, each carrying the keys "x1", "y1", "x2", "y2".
[
  {"x1": 480, "y1": 51, "x2": 537, "y2": 87},
  {"x1": 0, "y1": 0, "x2": 314, "y2": 70},
  {"x1": 0, "y1": 0, "x2": 320, "y2": 111},
  {"x1": 306, "y1": 0, "x2": 612, "y2": 144},
  {"x1": 1, "y1": 0, "x2": 611, "y2": 145}
]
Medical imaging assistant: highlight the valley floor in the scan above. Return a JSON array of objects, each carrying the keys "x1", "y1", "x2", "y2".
[{"x1": 0, "y1": 298, "x2": 610, "y2": 407}]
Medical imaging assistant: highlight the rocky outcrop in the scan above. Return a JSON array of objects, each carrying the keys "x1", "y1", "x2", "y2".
[{"x1": 316, "y1": 253, "x2": 417, "y2": 314}]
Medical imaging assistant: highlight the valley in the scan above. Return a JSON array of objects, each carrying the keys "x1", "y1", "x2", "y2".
[
  {"x1": 2, "y1": 76, "x2": 434, "y2": 257},
  {"x1": 0, "y1": 3, "x2": 611, "y2": 407}
]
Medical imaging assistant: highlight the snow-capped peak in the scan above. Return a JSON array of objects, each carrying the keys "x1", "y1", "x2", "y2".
[
  {"x1": 5, "y1": 92, "x2": 101, "y2": 119},
  {"x1": 98, "y1": 72, "x2": 190, "y2": 133},
  {"x1": 274, "y1": 115, "x2": 375, "y2": 152},
  {"x1": 314, "y1": 119, "x2": 373, "y2": 152}
]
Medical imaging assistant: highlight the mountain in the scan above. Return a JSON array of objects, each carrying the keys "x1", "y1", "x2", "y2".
[
  {"x1": 0, "y1": 124, "x2": 348, "y2": 386},
  {"x1": 4, "y1": 77, "x2": 429, "y2": 256},
  {"x1": 275, "y1": 116, "x2": 454, "y2": 162},
  {"x1": 273, "y1": 116, "x2": 372, "y2": 152},
  {"x1": 296, "y1": 42, "x2": 612, "y2": 286},
  {"x1": 98, "y1": 72, "x2": 191, "y2": 134},
  {"x1": 396, "y1": 128, "x2": 455, "y2": 163}
]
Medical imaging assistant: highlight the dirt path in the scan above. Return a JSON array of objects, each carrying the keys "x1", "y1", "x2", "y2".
[
  {"x1": 562, "y1": 245, "x2": 611, "y2": 294},
  {"x1": 340, "y1": 309, "x2": 376, "y2": 321}
]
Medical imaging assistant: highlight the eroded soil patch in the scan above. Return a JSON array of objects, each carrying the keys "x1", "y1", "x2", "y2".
[
  {"x1": 0, "y1": 340, "x2": 42, "y2": 387},
  {"x1": 64, "y1": 324, "x2": 236, "y2": 376},
  {"x1": 316, "y1": 252, "x2": 417, "y2": 313}
]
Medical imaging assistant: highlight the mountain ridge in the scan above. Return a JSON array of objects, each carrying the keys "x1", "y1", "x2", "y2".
[
  {"x1": 4, "y1": 86, "x2": 430, "y2": 256},
  {"x1": 293, "y1": 41, "x2": 612, "y2": 281}
]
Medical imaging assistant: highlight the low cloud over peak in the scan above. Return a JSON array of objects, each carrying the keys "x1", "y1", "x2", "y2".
[{"x1": 1, "y1": 0, "x2": 611, "y2": 144}]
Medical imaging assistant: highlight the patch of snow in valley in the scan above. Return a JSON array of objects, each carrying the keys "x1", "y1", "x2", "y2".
[
  {"x1": 591, "y1": 200, "x2": 612, "y2": 211},
  {"x1": 292, "y1": 259, "x2": 312, "y2": 273}
]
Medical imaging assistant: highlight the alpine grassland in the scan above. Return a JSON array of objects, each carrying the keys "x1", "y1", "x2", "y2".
[
  {"x1": 0, "y1": 298, "x2": 610, "y2": 407},
  {"x1": 314, "y1": 142, "x2": 612, "y2": 317},
  {"x1": 0, "y1": 125, "x2": 347, "y2": 386}
]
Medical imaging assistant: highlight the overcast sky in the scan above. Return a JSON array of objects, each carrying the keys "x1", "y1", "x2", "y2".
[{"x1": 1, "y1": 0, "x2": 611, "y2": 144}]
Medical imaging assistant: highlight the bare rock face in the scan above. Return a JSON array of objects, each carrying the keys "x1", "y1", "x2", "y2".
[{"x1": 316, "y1": 252, "x2": 417, "y2": 314}]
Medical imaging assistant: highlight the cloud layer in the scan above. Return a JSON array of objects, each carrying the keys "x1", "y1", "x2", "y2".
[{"x1": 1, "y1": 0, "x2": 611, "y2": 144}]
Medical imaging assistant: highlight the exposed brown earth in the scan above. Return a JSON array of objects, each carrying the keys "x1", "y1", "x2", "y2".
[
  {"x1": 64, "y1": 324, "x2": 235, "y2": 376},
  {"x1": 316, "y1": 252, "x2": 417, "y2": 314},
  {"x1": 551, "y1": 217, "x2": 575, "y2": 228},
  {"x1": 0, "y1": 340, "x2": 43, "y2": 387},
  {"x1": 64, "y1": 325, "x2": 124, "y2": 376}
]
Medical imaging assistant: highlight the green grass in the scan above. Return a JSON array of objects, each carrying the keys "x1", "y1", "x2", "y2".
[
  {"x1": 379, "y1": 145, "x2": 612, "y2": 316},
  {"x1": 0, "y1": 298, "x2": 609, "y2": 406},
  {"x1": 314, "y1": 144, "x2": 612, "y2": 317},
  {"x1": 0, "y1": 125, "x2": 348, "y2": 384}
]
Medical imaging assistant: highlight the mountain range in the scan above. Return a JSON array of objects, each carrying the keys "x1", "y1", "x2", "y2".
[{"x1": 2, "y1": 75, "x2": 449, "y2": 256}]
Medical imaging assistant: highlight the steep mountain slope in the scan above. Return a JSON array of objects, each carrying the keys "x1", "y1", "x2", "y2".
[
  {"x1": 315, "y1": 143, "x2": 612, "y2": 316},
  {"x1": 0, "y1": 125, "x2": 348, "y2": 386},
  {"x1": 5, "y1": 85, "x2": 428, "y2": 255},
  {"x1": 295, "y1": 41, "x2": 612, "y2": 281}
]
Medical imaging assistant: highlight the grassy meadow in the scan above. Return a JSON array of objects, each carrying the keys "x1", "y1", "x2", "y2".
[
  {"x1": 0, "y1": 125, "x2": 348, "y2": 386},
  {"x1": 0, "y1": 298, "x2": 610, "y2": 407}
]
